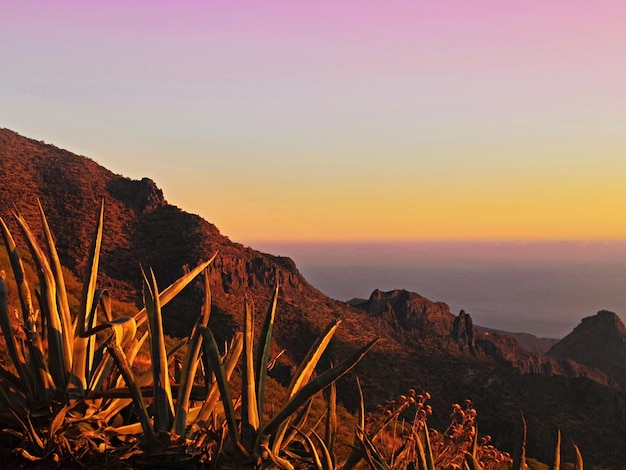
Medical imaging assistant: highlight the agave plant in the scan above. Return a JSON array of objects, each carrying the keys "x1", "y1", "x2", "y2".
[
  {"x1": 0, "y1": 201, "x2": 378, "y2": 468},
  {"x1": 0, "y1": 201, "x2": 217, "y2": 460},
  {"x1": 196, "y1": 289, "x2": 378, "y2": 469}
]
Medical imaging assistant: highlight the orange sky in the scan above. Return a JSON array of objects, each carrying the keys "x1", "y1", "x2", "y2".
[{"x1": 2, "y1": 1, "x2": 626, "y2": 242}]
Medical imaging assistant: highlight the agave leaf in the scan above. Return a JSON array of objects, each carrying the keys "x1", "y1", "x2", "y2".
[
  {"x1": 340, "y1": 376, "x2": 367, "y2": 470},
  {"x1": 355, "y1": 425, "x2": 390, "y2": 470},
  {"x1": 471, "y1": 424, "x2": 478, "y2": 458},
  {"x1": 262, "y1": 443, "x2": 296, "y2": 470},
  {"x1": 0, "y1": 217, "x2": 51, "y2": 398},
  {"x1": 69, "y1": 202, "x2": 104, "y2": 393},
  {"x1": 142, "y1": 266, "x2": 174, "y2": 432},
  {"x1": 188, "y1": 332, "x2": 242, "y2": 434},
  {"x1": 134, "y1": 252, "x2": 218, "y2": 327},
  {"x1": 286, "y1": 319, "x2": 341, "y2": 399},
  {"x1": 96, "y1": 330, "x2": 173, "y2": 425},
  {"x1": 275, "y1": 398, "x2": 314, "y2": 452},
  {"x1": 512, "y1": 413, "x2": 527, "y2": 470},
  {"x1": 37, "y1": 199, "x2": 73, "y2": 363},
  {"x1": 255, "y1": 284, "x2": 278, "y2": 423},
  {"x1": 572, "y1": 442, "x2": 584, "y2": 470},
  {"x1": 269, "y1": 319, "x2": 343, "y2": 452},
  {"x1": 18, "y1": 448, "x2": 42, "y2": 461},
  {"x1": 291, "y1": 426, "x2": 323, "y2": 470},
  {"x1": 422, "y1": 422, "x2": 435, "y2": 470},
  {"x1": 0, "y1": 218, "x2": 37, "y2": 335},
  {"x1": 49, "y1": 405, "x2": 69, "y2": 437},
  {"x1": 0, "y1": 378, "x2": 27, "y2": 414},
  {"x1": 261, "y1": 337, "x2": 378, "y2": 439},
  {"x1": 200, "y1": 326, "x2": 240, "y2": 447},
  {"x1": 106, "y1": 337, "x2": 155, "y2": 440},
  {"x1": 103, "y1": 421, "x2": 144, "y2": 436},
  {"x1": 77, "y1": 200, "x2": 104, "y2": 335},
  {"x1": 464, "y1": 452, "x2": 484, "y2": 470},
  {"x1": 0, "y1": 270, "x2": 34, "y2": 399},
  {"x1": 311, "y1": 429, "x2": 334, "y2": 470},
  {"x1": 552, "y1": 428, "x2": 561, "y2": 470},
  {"x1": 13, "y1": 210, "x2": 68, "y2": 390},
  {"x1": 242, "y1": 299, "x2": 260, "y2": 445},
  {"x1": 173, "y1": 269, "x2": 212, "y2": 435},
  {"x1": 324, "y1": 380, "x2": 337, "y2": 463},
  {"x1": 414, "y1": 427, "x2": 428, "y2": 470}
]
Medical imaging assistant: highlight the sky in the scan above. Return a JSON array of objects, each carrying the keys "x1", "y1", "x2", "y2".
[{"x1": 2, "y1": 1, "x2": 626, "y2": 242}]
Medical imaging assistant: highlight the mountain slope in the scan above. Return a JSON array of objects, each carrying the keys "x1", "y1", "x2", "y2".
[
  {"x1": 549, "y1": 310, "x2": 626, "y2": 390},
  {"x1": 2, "y1": 128, "x2": 626, "y2": 467}
]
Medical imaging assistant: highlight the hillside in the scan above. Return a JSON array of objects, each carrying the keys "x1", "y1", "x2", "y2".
[
  {"x1": 2, "y1": 128, "x2": 626, "y2": 467},
  {"x1": 549, "y1": 310, "x2": 626, "y2": 390}
]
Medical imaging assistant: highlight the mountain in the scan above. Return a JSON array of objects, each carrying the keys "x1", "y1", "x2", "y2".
[
  {"x1": 549, "y1": 310, "x2": 626, "y2": 390},
  {"x1": 476, "y1": 327, "x2": 559, "y2": 353},
  {"x1": 2, "y1": 128, "x2": 626, "y2": 467}
]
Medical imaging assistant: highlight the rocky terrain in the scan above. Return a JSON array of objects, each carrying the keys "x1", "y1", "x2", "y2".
[
  {"x1": 2, "y1": 128, "x2": 626, "y2": 467},
  {"x1": 549, "y1": 310, "x2": 626, "y2": 390}
]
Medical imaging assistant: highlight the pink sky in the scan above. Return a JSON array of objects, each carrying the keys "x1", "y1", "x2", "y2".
[{"x1": 2, "y1": 1, "x2": 626, "y2": 241}]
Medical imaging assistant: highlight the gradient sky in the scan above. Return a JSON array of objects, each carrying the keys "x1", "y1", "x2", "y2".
[{"x1": 2, "y1": 1, "x2": 626, "y2": 242}]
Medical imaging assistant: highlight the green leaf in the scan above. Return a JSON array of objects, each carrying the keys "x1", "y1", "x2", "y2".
[
  {"x1": 552, "y1": 428, "x2": 561, "y2": 470},
  {"x1": 0, "y1": 269, "x2": 34, "y2": 399},
  {"x1": 200, "y1": 326, "x2": 240, "y2": 447},
  {"x1": 292, "y1": 426, "x2": 323, "y2": 470},
  {"x1": 68, "y1": 202, "x2": 104, "y2": 393},
  {"x1": 242, "y1": 298, "x2": 260, "y2": 444},
  {"x1": 255, "y1": 284, "x2": 278, "y2": 424},
  {"x1": 13, "y1": 209, "x2": 68, "y2": 390},
  {"x1": 190, "y1": 332, "x2": 243, "y2": 435},
  {"x1": 464, "y1": 452, "x2": 484, "y2": 470},
  {"x1": 423, "y1": 423, "x2": 435, "y2": 470},
  {"x1": 286, "y1": 319, "x2": 341, "y2": 399},
  {"x1": 37, "y1": 199, "x2": 74, "y2": 365},
  {"x1": 311, "y1": 429, "x2": 334, "y2": 470},
  {"x1": 134, "y1": 252, "x2": 218, "y2": 328},
  {"x1": 324, "y1": 380, "x2": 337, "y2": 465},
  {"x1": 0, "y1": 218, "x2": 51, "y2": 398},
  {"x1": 142, "y1": 266, "x2": 174, "y2": 432},
  {"x1": 261, "y1": 337, "x2": 378, "y2": 439},
  {"x1": 173, "y1": 269, "x2": 212, "y2": 435},
  {"x1": 355, "y1": 425, "x2": 390, "y2": 470},
  {"x1": 106, "y1": 337, "x2": 155, "y2": 441},
  {"x1": 573, "y1": 441, "x2": 584, "y2": 470},
  {"x1": 512, "y1": 414, "x2": 527, "y2": 470}
]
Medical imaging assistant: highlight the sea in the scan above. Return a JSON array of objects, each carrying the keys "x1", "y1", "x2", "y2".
[{"x1": 248, "y1": 241, "x2": 626, "y2": 339}]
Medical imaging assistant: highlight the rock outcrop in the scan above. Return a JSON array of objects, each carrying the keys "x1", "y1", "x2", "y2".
[
  {"x1": 549, "y1": 310, "x2": 626, "y2": 390},
  {"x1": 452, "y1": 310, "x2": 475, "y2": 353}
]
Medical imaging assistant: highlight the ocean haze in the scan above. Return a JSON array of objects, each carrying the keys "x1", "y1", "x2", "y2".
[{"x1": 248, "y1": 241, "x2": 626, "y2": 339}]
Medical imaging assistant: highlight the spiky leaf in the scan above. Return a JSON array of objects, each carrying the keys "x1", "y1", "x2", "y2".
[{"x1": 142, "y1": 266, "x2": 174, "y2": 432}]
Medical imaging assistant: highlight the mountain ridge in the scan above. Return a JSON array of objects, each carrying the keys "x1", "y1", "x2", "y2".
[{"x1": 2, "y1": 128, "x2": 626, "y2": 467}]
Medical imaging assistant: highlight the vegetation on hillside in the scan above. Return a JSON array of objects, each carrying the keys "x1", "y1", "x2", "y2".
[{"x1": 0, "y1": 202, "x2": 592, "y2": 468}]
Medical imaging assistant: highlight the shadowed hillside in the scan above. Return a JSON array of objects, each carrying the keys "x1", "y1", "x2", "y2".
[
  {"x1": 2, "y1": 128, "x2": 626, "y2": 467},
  {"x1": 549, "y1": 310, "x2": 626, "y2": 390}
]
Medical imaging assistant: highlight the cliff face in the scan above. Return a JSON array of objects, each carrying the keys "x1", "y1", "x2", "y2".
[
  {"x1": 356, "y1": 289, "x2": 611, "y2": 387},
  {"x1": 549, "y1": 311, "x2": 626, "y2": 390},
  {"x1": 2, "y1": 128, "x2": 626, "y2": 467}
]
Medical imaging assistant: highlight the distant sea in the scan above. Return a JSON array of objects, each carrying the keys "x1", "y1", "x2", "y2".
[{"x1": 248, "y1": 241, "x2": 626, "y2": 339}]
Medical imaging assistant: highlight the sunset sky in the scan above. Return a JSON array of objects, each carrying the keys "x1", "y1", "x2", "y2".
[{"x1": 2, "y1": 1, "x2": 626, "y2": 242}]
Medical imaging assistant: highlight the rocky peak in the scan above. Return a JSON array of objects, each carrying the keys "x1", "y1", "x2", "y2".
[
  {"x1": 452, "y1": 309, "x2": 475, "y2": 353},
  {"x1": 106, "y1": 177, "x2": 166, "y2": 214},
  {"x1": 362, "y1": 289, "x2": 453, "y2": 334},
  {"x1": 548, "y1": 310, "x2": 626, "y2": 390}
]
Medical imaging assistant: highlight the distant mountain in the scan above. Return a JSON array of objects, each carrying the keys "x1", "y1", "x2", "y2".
[
  {"x1": 2, "y1": 128, "x2": 626, "y2": 467},
  {"x1": 549, "y1": 310, "x2": 626, "y2": 390},
  {"x1": 476, "y1": 327, "x2": 559, "y2": 353}
]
